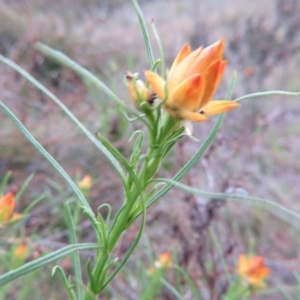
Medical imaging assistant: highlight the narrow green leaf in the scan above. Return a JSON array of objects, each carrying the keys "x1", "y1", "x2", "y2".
[
  {"x1": 150, "y1": 59, "x2": 162, "y2": 72},
  {"x1": 97, "y1": 203, "x2": 112, "y2": 232},
  {"x1": 151, "y1": 20, "x2": 165, "y2": 78},
  {"x1": 96, "y1": 133, "x2": 143, "y2": 196},
  {"x1": 64, "y1": 203, "x2": 83, "y2": 300},
  {"x1": 235, "y1": 90, "x2": 300, "y2": 103},
  {"x1": 0, "y1": 171, "x2": 11, "y2": 195},
  {"x1": 16, "y1": 270, "x2": 40, "y2": 300},
  {"x1": 86, "y1": 258, "x2": 97, "y2": 294},
  {"x1": 52, "y1": 265, "x2": 77, "y2": 300},
  {"x1": 22, "y1": 194, "x2": 45, "y2": 216},
  {"x1": 132, "y1": 0, "x2": 155, "y2": 67},
  {"x1": 160, "y1": 278, "x2": 183, "y2": 300},
  {"x1": 15, "y1": 173, "x2": 35, "y2": 202},
  {"x1": 154, "y1": 178, "x2": 300, "y2": 230},
  {"x1": 209, "y1": 227, "x2": 231, "y2": 281},
  {"x1": 130, "y1": 133, "x2": 144, "y2": 170},
  {"x1": 100, "y1": 179, "x2": 147, "y2": 292},
  {"x1": 34, "y1": 43, "x2": 129, "y2": 111},
  {"x1": 174, "y1": 265, "x2": 202, "y2": 300},
  {"x1": 276, "y1": 285, "x2": 294, "y2": 300},
  {"x1": 0, "y1": 243, "x2": 100, "y2": 286}
]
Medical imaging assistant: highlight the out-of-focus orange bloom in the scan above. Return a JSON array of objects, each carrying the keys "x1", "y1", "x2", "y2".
[
  {"x1": 155, "y1": 251, "x2": 172, "y2": 269},
  {"x1": 13, "y1": 243, "x2": 28, "y2": 261},
  {"x1": 148, "y1": 251, "x2": 172, "y2": 274},
  {"x1": 0, "y1": 192, "x2": 21, "y2": 225},
  {"x1": 126, "y1": 71, "x2": 153, "y2": 108},
  {"x1": 145, "y1": 39, "x2": 239, "y2": 122},
  {"x1": 237, "y1": 254, "x2": 270, "y2": 288},
  {"x1": 0, "y1": 192, "x2": 15, "y2": 223},
  {"x1": 78, "y1": 175, "x2": 93, "y2": 190}
]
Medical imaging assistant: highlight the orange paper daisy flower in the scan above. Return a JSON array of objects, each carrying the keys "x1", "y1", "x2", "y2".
[
  {"x1": 145, "y1": 39, "x2": 239, "y2": 122},
  {"x1": 13, "y1": 243, "x2": 28, "y2": 261},
  {"x1": 0, "y1": 192, "x2": 21, "y2": 225},
  {"x1": 237, "y1": 254, "x2": 270, "y2": 288},
  {"x1": 0, "y1": 192, "x2": 15, "y2": 223}
]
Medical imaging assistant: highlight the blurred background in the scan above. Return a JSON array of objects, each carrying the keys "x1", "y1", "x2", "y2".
[{"x1": 0, "y1": 0, "x2": 300, "y2": 299}]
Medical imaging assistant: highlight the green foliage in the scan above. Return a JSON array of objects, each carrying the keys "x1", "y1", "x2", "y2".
[{"x1": 0, "y1": 1, "x2": 299, "y2": 299}]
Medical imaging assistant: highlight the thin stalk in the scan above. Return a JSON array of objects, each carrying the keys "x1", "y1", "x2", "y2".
[{"x1": 64, "y1": 203, "x2": 83, "y2": 300}]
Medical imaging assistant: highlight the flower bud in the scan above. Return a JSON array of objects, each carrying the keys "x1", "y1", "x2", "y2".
[{"x1": 126, "y1": 71, "x2": 153, "y2": 109}]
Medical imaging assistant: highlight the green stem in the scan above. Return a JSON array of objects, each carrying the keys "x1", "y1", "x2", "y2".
[{"x1": 83, "y1": 285, "x2": 98, "y2": 300}]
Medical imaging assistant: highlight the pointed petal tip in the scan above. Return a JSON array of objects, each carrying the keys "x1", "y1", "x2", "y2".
[{"x1": 203, "y1": 100, "x2": 240, "y2": 116}]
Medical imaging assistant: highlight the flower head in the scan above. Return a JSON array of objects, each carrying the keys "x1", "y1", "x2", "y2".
[
  {"x1": 145, "y1": 39, "x2": 239, "y2": 122},
  {"x1": 154, "y1": 251, "x2": 172, "y2": 269},
  {"x1": 148, "y1": 251, "x2": 172, "y2": 274},
  {"x1": 78, "y1": 175, "x2": 93, "y2": 190},
  {"x1": 13, "y1": 243, "x2": 28, "y2": 261},
  {"x1": 0, "y1": 192, "x2": 15, "y2": 223},
  {"x1": 0, "y1": 192, "x2": 21, "y2": 225},
  {"x1": 237, "y1": 254, "x2": 270, "y2": 288}
]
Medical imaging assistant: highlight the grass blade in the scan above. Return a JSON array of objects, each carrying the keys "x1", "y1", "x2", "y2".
[
  {"x1": 235, "y1": 90, "x2": 300, "y2": 103},
  {"x1": 132, "y1": 0, "x2": 155, "y2": 67},
  {"x1": 64, "y1": 202, "x2": 83, "y2": 300},
  {"x1": 154, "y1": 178, "x2": 300, "y2": 230},
  {"x1": 0, "y1": 243, "x2": 99, "y2": 286}
]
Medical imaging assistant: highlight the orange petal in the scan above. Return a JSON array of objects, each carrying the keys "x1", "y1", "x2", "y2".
[
  {"x1": 203, "y1": 100, "x2": 239, "y2": 116},
  {"x1": 158, "y1": 251, "x2": 172, "y2": 268},
  {"x1": 0, "y1": 192, "x2": 15, "y2": 222},
  {"x1": 169, "y1": 74, "x2": 204, "y2": 111},
  {"x1": 169, "y1": 44, "x2": 192, "y2": 75},
  {"x1": 257, "y1": 267, "x2": 270, "y2": 279},
  {"x1": 168, "y1": 46, "x2": 203, "y2": 89},
  {"x1": 145, "y1": 71, "x2": 166, "y2": 100},
  {"x1": 184, "y1": 39, "x2": 224, "y2": 78},
  {"x1": 180, "y1": 109, "x2": 207, "y2": 122},
  {"x1": 237, "y1": 254, "x2": 248, "y2": 273},
  {"x1": 200, "y1": 60, "x2": 227, "y2": 108},
  {"x1": 164, "y1": 105, "x2": 207, "y2": 122}
]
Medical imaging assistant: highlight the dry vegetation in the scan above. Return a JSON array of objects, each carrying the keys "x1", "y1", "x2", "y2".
[{"x1": 1, "y1": 0, "x2": 300, "y2": 299}]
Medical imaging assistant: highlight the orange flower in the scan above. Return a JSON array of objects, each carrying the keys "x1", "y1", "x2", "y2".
[
  {"x1": 154, "y1": 251, "x2": 172, "y2": 269},
  {"x1": 0, "y1": 192, "x2": 15, "y2": 223},
  {"x1": 78, "y1": 175, "x2": 93, "y2": 190},
  {"x1": 145, "y1": 39, "x2": 239, "y2": 122},
  {"x1": 0, "y1": 192, "x2": 21, "y2": 225},
  {"x1": 148, "y1": 251, "x2": 172, "y2": 274},
  {"x1": 13, "y1": 243, "x2": 28, "y2": 261},
  {"x1": 237, "y1": 254, "x2": 270, "y2": 288}
]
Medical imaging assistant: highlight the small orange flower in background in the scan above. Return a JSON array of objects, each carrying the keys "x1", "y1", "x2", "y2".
[
  {"x1": 154, "y1": 251, "x2": 172, "y2": 269},
  {"x1": 148, "y1": 251, "x2": 172, "y2": 274},
  {"x1": 145, "y1": 39, "x2": 239, "y2": 122},
  {"x1": 78, "y1": 175, "x2": 93, "y2": 190},
  {"x1": 13, "y1": 243, "x2": 28, "y2": 261},
  {"x1": 0, "y1": 192, "x2": 21, "y2": 225},
  {"x1": 237, "y1": 254, "x2": 270, "y2": 288}
]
